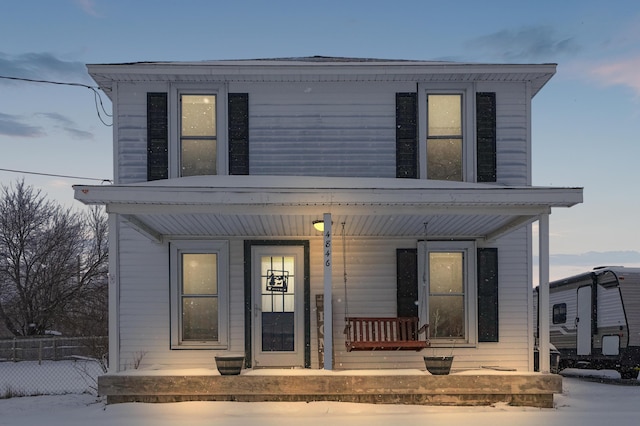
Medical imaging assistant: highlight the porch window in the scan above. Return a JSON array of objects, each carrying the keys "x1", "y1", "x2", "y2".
[
  {"x1": 418, "y1": 241, "x2": 476, "y2": 343},
  {"x1": 180, "y1": 94, "x2": 217, "y2": 176},
  {"x1": 170, "y1": 240, "x2": 229, "y2": 348}
]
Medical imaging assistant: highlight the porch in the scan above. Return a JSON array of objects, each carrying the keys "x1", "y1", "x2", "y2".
[{"x1": 98, "y1": 368, "x2": 562, "y2": 408}]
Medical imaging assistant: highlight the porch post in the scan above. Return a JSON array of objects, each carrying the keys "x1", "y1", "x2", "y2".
[
  {"x1": 323, "y1": 213, "x2": 333, "y2": 370},
  {"x1": 538, "y1": 213, "x2": 551, "y2": 373}
]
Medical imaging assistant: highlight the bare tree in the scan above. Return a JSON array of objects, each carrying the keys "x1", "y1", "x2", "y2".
[{"x1": 0, "y1": 179, "x2": 108, "y2": 336}]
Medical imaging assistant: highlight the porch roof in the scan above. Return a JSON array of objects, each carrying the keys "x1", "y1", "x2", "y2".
[{"x1": 73, "y1": 175, "x2": 582, "y2": 242}]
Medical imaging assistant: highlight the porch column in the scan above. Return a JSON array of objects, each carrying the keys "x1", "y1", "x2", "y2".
[
  {"x1": 538, "y1": 213, "x2": 551, "y2": 373},
  {"x1": 323, "y1": 213, "x2": 333, "y2": 370}
]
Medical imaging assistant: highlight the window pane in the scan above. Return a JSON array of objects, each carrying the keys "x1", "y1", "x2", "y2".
[
  {"x1": 429, "y1": 252, "x2": 463, "y2": 293},
  {"x1": 181, "y1": 139, "x2": 217, "y2": 176},
  {"x1": 429, "y1": 295, "x2": 464, "y2": 338},
  {"x1": 182, "y1": 253, "x2": 217, "y2": 294},
  {"x1": 182, "y1": 297, "x2": 218, "y2": 340},
  {"x1": 428, "y1": 95, "x2": 461, "y2": 137},
  {"x1": 182, "y1": 95, "x2": 216, "y2": 137},
  {"x1": 427, "y1": 138, "x2": 462, "y2": 181}
]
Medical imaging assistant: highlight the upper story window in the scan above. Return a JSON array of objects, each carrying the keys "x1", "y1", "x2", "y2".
[
  {"x1": 418, "y1": 85, "x2": 477, "y2": 182},
  {"x1": 180, "y1": 94, "x2": 217, "y2": 176},
  {"x1": 167, "y1": 85, "x2": 228, "y2": 178},
  {"x1": 427, "y1": 94, "x2": 463, "y2": 181}
]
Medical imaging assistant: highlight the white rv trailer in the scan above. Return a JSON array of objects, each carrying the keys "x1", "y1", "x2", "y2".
[{"x1": 534, "y1": 266, "x2": 640, "y2": 379}]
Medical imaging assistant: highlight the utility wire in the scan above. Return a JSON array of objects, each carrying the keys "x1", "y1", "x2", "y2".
[
  {"x1": 0, "y1": 75, "x2": 113, "y2": 126},
  {"x1": 0, "y1": 168, "x2": 112, "y2": 183}
]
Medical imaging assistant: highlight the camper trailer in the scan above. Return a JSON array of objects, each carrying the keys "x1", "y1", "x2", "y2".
[{"x1": 535, "y1": 267, "x2": 640, "y2": 379}]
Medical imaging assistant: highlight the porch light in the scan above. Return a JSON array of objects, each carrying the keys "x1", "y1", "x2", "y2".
[{"x1": 312, "y1": 220, "x2": 324, "y2": 232}]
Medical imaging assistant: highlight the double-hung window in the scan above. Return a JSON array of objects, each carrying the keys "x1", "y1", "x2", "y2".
[
  {"x1": 180, "y1": 94, "x2": 217, "y2": 176},
  {"x1": 418, "y1": 241, "x2": 476, "y2": 344},
  {"x1": 170, "y1": 85, "x2": 228, "y2": 177},
  {"x1": 170, "y1": 240, "x2": 229, "y2": 348},
  {"x1": 418, "y1": 86, "x2": 474, "y2": 182}
]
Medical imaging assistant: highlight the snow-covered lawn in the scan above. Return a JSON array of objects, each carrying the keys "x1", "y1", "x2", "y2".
[{"x1": 0, "y1": 366, "x2": 638, "y2": 426}]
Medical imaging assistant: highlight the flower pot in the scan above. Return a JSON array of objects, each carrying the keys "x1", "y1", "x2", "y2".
[
  {"x1": 215, "y1": 355, "x2": 244, "y2": 375},
  {"x1": 424, "y1": 356, "x2": 454, "y2": 375}
]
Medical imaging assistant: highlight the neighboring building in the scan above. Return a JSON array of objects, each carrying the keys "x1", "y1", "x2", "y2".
[{"x1": 75, "y1": 57, "x2": 582, "y2": 374}]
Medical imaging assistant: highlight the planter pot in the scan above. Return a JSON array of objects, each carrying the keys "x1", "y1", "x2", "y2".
[
  {"x1": 424, "y1": 356, "x2": 454, "y2": 375},
  {"x1": 215, "y1": 355, "x2": 245, "y2": 375}
]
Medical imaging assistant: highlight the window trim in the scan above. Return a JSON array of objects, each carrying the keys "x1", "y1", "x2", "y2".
[
  {"x1": 170, "y1": 240, "x2": 229, "y2": 349},
  {"x1": 169, "y1": 84, "x2": 228, "y2": 177},
  {"x1": 417, "y1": 240, "x2": 477, "y2": 345},
  {"x1": 418, "y1": 84, "x2": 475, "y2": 182}
]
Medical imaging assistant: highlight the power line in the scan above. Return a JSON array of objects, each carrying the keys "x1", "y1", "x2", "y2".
[
  {"x1": 0, "y1": 168, "x2": 112, "y2": 183},
  {"x1": 0, "y1": 75, "x2": 113, "y2": 126}
]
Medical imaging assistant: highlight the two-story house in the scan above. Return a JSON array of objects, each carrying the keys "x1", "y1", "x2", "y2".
[{"x1": 74, "y1": 57, "x2": 582, "y2": 405}]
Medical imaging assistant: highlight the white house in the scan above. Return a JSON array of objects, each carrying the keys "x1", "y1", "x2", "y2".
[{"x1": 74, "y1": 57, "x2": 582, "y2": 379}]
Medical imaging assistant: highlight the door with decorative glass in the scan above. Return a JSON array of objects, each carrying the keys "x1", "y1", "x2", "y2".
[{"x1": 252, "y1": 246, "x2": 305, "y2": 368}]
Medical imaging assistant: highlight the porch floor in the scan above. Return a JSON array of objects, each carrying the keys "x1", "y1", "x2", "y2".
[{"x1": 98, "y1": 368, "x2": 562, "y2": 408}]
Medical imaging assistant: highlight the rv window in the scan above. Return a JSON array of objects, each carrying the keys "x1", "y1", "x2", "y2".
[{"x1": 552, "y1": 303, "x2": 567, "y2": 324}]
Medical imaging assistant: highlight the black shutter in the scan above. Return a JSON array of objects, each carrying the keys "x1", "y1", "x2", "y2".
[
  {"x1": 476, "y1": 92, "x2": 496, "y2": 183},
  {"x1": 147, "y1": 92, "x2": 168, "y2": 181},
  {"x1": 397, "y1": 248, "x2": 418, "y2": 317},
  {"x1": 396, "y1": 93, "x2": 418, "y2": 178},
  {"x1": 477, "y1": 247, "x2": 499, "y2": 342},
  {"x1": 228, "y1": 93, "x2": 249, "y2": 175}
]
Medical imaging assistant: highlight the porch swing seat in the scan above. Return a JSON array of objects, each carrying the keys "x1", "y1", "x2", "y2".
[{"x1": 344, "y1": 316, "x2": 430, "y2": 352}]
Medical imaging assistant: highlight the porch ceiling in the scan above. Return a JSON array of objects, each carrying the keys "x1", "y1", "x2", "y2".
[{"x1": 73, "y1": 176, "x2": 583, "y2": 242}]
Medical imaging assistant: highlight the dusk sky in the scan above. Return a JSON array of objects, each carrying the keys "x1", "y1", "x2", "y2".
[{"x1": 1, "y1": 0, "x2": 639, "y2": 282}]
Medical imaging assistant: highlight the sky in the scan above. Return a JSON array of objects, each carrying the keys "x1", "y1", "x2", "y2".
[{"x1": 1, "y1": 0, "x2": 639, "y2": 282}]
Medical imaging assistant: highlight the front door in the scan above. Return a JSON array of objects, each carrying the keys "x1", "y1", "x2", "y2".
[{"x1": 252, "y1": 245, "x2": 305, "y2": 368}]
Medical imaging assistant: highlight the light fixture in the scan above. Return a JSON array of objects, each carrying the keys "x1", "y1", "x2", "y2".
[{"x1": 312, "y1": 220, "x2": 324, "y2": 232}]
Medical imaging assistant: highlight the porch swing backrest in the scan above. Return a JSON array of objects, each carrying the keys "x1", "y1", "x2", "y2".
[{"x1": 344, "y1": 316, "x2": 430, "y2": 351}]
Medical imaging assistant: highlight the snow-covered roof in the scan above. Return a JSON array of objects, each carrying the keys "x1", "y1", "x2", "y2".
[{"x1": 73, "y1": 175, "x2": 581, "y2": 242}]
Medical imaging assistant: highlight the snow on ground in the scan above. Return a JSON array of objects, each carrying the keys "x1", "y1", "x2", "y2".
[{"x1": 0, "y1": 365, "x2": 638, "y2": 426}]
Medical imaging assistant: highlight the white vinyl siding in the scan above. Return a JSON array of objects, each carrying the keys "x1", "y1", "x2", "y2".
[
  {"x1": 478, "y1": 82, "x2": 529, "y2": 186},
  {"x1": 244, "y1": 82, "x2": 413, "y2": 178}
]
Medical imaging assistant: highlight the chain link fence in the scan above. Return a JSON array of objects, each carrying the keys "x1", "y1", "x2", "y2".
[{"x1": 0, "y1": 336, "x2": 107, "y2": 398}]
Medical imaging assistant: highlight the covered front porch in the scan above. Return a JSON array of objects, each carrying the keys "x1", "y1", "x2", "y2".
[
  {"x1": 75, "y1": 175, "x2": 580, "y2": 406},
  {"x1": 98, "y1": 368, "x2": 562, "y2": 408}
]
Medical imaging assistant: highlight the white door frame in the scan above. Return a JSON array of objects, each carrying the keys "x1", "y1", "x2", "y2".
[{"x1": 251, "y1": 245, "x2": 305, "y2": 368}]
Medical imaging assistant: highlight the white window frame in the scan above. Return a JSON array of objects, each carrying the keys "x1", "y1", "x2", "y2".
[
  {"x1": 169, "y1": 84, "x2": 228, "y2": 177},
  {"x1": 418, "y1": 84, "x2": 475, "y2": 182},
  {"x1": 418, "y1": 240, "x2": 477, "y2": 346},
  {"x1": 170, "y1": 240, "x2": 229, "y2": 349}
]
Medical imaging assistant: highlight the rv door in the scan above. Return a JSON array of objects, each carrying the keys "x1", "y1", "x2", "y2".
[{"x1": 577, "y1": 285, "x2": 592, "y2": 355}]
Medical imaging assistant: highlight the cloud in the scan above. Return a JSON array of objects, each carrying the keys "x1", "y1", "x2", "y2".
[
  {"x1": 0, "y1": 112, "x2": 45, "y2": 137},
  {"x1": 549, "y1": 250, "x2": 640, "y2": 267},
  {"x1": 0, "y1": 112, "x2": 94, "y2": 140},
  {"x1": 589, "y1": 56, "x2": 640, "y2": 97},
  {"x1": 466, "y1": 26, "x2": 580, "y2": 62},
  {"x1": 35, "y1": 112, "x2": 95, "y2": 141},
  {"x1": 73, "y1": 0, "x2": 101, "y2": 17},
  {"x1": 0, "y1": 52, "x2": 90, "y2": 84}
]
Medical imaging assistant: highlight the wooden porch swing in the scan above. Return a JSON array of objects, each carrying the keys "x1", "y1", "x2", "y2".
[{"x1": 341, "y1": 223, "x2": 430, "y2": 352}]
